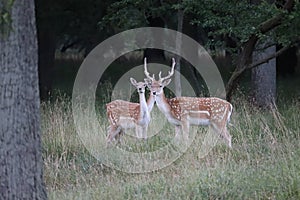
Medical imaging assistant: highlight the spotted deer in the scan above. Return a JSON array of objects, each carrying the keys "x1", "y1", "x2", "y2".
[
  {"x1": 106, "y1": 59, "x2": 155, "y2": 145},
  {"x1": 144, "y1": 58, "x2": 233, "y2": 147}
]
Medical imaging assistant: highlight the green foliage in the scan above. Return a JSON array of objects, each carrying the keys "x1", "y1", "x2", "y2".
[
  {"x1": 99, "y1": 0, "x2": 145, "y2": 31},
  {"x1": 189, "y1": 1, "x2": 281, "y2": 48},
  {"x1": 101, "y1": 3, "x2": 146, "y2": 31},
  {"x1": 99, "y1": 0, "x2": 179, "y2": 31},
  {"x1": 275, "y1": 2, "x2": 300, "y2": 46},
  {"x1": 100, "y1": 0, "x2": 300, "y2": 57},
  {"x1": 0, "y1": 0, "x2": 14, "y2": 37}
]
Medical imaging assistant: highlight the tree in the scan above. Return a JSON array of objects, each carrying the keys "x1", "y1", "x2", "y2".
[
  {"x1": 187, "y1": 0, "x2": 299, "y2": 102},
  {"x1": 175, "y1": 8, "x2": 184, "y2": 97},
  {"x1": 251, "y1": 41, "x2": 277, "y2": 107},
  {"x1": 0, "y1": 0, "x2": 47, "y2": 199},
  {"x1": 250, "y1": 0, "x2": 278, "y2": 108}
]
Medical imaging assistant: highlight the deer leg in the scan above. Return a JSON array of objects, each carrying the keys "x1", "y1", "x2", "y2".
[
  {"x1": 219, "y1": 108, "x2": 232, "y2": 148},
  {"x1": 135, "y1": 125, "x2": 143, "y2": 139},
  {"x1": 106, "y1": 125, "x2": 113, "y2": 143},
  {"x1": 106, "y1": 125, "x2": 122, "y2": 145},
  {"x1": 181, "y1": 120, "x2": 190, "y2": 142},
  {"x1": 221, "y1": 126, "x2": 232, "y2": 148},
  {"x1": 175, "y1": 125, "x2": 181, "y2": 139},
  {"x1": 211, "y1": 122, "x2": 232, "y2": 148},
  {"x1": 115, "y1": 129, "x2": 125, "y2": 144},
  {"x1": 142, "y1": 125, "x2": 148, "y2": 140}
]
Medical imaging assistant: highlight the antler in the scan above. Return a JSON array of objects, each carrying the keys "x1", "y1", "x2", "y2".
[
  {"x1": 159, "y1": 58, "x2": 175, "y2": 81},
  {"x1": 144, "y1": 57, "x2": 155, "y2": 81}
]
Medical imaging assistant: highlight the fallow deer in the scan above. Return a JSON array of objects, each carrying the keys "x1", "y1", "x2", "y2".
[
  {"x1": 106, "y1": 58, "x2": 155, "y2": 144},
  {"x1": 144, "y1": 58, "x2": 233, "y2": 147}
]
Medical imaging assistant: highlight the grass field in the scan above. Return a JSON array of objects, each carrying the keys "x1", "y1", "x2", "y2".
[
  {"x1": 41, "y1": 91, "x2": 300, "y2": 199},
  {"x1": 41, "y1": 57, "x2": 300, "y2": 199}
]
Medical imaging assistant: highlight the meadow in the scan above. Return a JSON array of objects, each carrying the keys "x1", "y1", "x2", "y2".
[
  {"x1": 42, "y1": 79, "x2": 300, "y2": 199},
  {"x1": 39, "y1": 57, "x2": 300, "y2": 199}
]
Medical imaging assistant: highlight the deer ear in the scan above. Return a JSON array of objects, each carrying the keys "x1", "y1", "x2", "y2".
[
  {"x1": 130, "y1": 78, "x2": 137, "y2": 86},
  {"x1": 162, "y1": 78, "x2": 171, "y2": 86}
]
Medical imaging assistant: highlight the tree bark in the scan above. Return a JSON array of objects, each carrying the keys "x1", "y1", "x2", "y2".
[
  {"x1": 251, "y1": 42, "x2": 276, "y2": 108},
  {"x1": 175, "y1": 9, "x2": 184, "y2": 97},
  {"x1": 0, "y1": 0, "x2": 47, "y2": 199}
]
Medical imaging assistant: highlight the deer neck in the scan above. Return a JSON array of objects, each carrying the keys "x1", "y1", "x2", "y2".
[
  {"x1": 139, "y1": 92, "x2": 149, "y2": 115},
  {"x1": 155, "y1": 92, "x2": 181, "y2": 125},
  {"x1": 147, "y1": 93, "x2": 155, "y2": 112},
  {"x1": 155, "y1": 92, "x2": 171, "y2": 115}
]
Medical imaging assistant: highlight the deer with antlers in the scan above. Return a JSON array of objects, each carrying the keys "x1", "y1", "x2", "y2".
[
  {"x1": 144, "y1": 58, "x2": 233, "y2": 147},
  {"x1": 106, "y1": 58, "x2": 155, "y2": 145}
]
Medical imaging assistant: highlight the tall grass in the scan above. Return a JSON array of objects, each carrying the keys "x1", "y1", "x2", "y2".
[{"x1": 41, "y1": 95, "x2": 300, "y2": 199}]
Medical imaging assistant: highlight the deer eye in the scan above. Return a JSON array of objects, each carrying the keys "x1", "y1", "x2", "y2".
[{"x1": 159, "y1": 85, "x2": 163, "y2": 88}]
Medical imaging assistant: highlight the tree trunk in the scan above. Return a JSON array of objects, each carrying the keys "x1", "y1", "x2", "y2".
[
  {"x1": 0, "y1": 0, "x2": 47, "y2": 199},
  {"x1": 175, "y1": 9, "x2": 184, "y2": 97},
  {"x1": 251, "y1": 41, "x2": 276, "y2": 108}
]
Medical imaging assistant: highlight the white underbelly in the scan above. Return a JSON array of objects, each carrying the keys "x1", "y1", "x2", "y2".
[
  {"x1": 189, "y1": 117, "x2": 210, "y2": 126},
  {"x1": 118, "y1": 117, "x2": 136, "y2": 129},
  {"x1": 188, "y1": 110, "x2": 210, "y2": 126}
]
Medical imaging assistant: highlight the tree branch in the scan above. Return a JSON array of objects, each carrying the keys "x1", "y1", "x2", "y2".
[
  {"x1": 226, "y1": 38, "x2": 299, "y2": 101},
  {"x1": 225, "y1": 0, "x2": 296, "y2": 101},
  {"x1": 258, "y1": 0, "x2": 294, "y2": 34},
  {"x1": 247, "y1": 45, "x2": 290, "y2": 70},
  {"x1": 283, "y1": 0, "x2": 294, "y2": 10},
  {"x1": 258, "y1": 14, "x2": 282, "y2": 34}
]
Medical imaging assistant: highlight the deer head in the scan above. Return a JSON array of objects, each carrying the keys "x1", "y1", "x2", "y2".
[
  {"x1": 130, "y1": 77, "x2": 147, "y2": 94},
  {"x1": 144, "y1": 58, "x2": 176, "y2": 96}
]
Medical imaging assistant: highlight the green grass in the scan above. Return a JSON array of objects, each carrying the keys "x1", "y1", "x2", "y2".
[{"x1": 41, "y1": 93, "x2": 300, "y2": 199}]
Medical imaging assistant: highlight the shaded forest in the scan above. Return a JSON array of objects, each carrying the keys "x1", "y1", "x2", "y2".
[{"x1": 35, "y1": 0, "x2": 300, "y2": 106}]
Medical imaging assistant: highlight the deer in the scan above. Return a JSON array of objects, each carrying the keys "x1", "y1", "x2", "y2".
[
  {"x1": 144, "y1": 58, "x2": 233, "y2": 148},
  {"x1": 106, "y1": 58, "x2": 155, "y2": 145}
]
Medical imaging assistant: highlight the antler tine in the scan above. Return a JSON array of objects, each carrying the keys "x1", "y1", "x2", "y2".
[
  {"x1": 159, "y1": 58, "x2": 176, "y2": 81},
  {"x1": 144, "y1": 57, "x2": 154, "y2": 81},
  {"x1": 171, "y1": 57, "x2": 176, "y2": 69}
]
